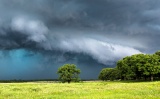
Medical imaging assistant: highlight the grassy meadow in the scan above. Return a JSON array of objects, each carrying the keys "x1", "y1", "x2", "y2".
[{"x1": 0, "y1": 81, "x2": 159, "y2": 99}]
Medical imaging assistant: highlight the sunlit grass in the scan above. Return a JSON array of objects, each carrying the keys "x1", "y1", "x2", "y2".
[{"x1": 0, "y1": 81, "x2": 159, "y2": 99}]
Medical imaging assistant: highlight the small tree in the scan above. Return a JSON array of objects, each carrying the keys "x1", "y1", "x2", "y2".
[
  {"x1": 57, "y1": 64, "x2": 81, "y2": 83},
  {"x1": 98, "y1": 68, "x2": 120, "y2": 81}
]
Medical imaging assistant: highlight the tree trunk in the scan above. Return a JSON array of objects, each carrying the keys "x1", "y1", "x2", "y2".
[
  {"x1": 136, "y1": 76, "x2": 138, "y2": 80},
  {"x1": 67, "y1": 80, "x2": 71, "y2": 83},
  {"x1": 151, "y1": 75, "x2": 153, "y2": 81},
  {"x1": 144, "y1": 76, "x2": 147, "y2": 81}
]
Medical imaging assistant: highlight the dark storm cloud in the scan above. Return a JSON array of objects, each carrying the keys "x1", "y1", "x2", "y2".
[
  {"x1": 0, "y1": 0, "x2": 160, "y2": 79},
  {"x1": 0, "y1": 0, "x2": 143, "y2": 63}
]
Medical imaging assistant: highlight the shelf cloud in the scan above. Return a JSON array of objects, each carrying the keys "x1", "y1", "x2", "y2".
[{"x1": 0, "y1": 0, "x2": 159, "y2": 79}]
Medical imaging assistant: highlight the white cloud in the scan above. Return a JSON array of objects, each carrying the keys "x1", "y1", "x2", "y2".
[
  {"x1": 7, "y1": 16, "x2": 142, "y2": 65},
  {"x1": 49, "y1": 36, "x2": 141, "y2": 65},
  {"x1": 11, "y1": 16, "x2": 48, "y2": 42}
]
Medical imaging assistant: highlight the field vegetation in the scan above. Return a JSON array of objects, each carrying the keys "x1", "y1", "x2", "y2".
[{"x1": 0, "y1": 81, "x2": 159, "y2": 99}]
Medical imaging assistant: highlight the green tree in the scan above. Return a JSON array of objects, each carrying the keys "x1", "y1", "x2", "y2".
[
  {"x1": 154, "y1": 51, "x2": 160, "y2": 79},
  {"x1": 138, "y1": 54, "x2": 160, "y2": 81},
  {"x1": 109, "y1": 68, "x2": 121, "y2": 80},
  {"x1": 116, "y1": 53, "x2": 160, "y2": 81},
  {"x1": 98, "y1": 68, "x2": 120, "y2": 81},
  {"x1": 57, "y1": 64, "x2": 81, "y2": 83},
  {"x1": 98, "y1": 68, "x2": 112, "y2": 81},
  {"x1": 155, "y1": 50, "x2": 160, "y2": 56},
  {"x1": 116, "y1": 55, "x2": 139, "y2": 80}
]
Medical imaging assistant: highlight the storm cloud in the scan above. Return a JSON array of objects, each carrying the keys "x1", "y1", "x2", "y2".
[{"x1": 0, "y1": 0, "x2": 159, "y2": 79}]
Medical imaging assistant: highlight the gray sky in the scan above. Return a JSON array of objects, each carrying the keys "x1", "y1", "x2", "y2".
[{"x1": 0, "y1": 0, "x2": 160, "y2": 79}]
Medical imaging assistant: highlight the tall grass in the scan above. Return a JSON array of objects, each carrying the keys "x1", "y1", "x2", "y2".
[{"x1": 0, "y1": 81, "x2": 159, "y2": 99}]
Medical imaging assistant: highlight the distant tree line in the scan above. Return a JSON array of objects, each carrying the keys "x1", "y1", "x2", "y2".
[
  {"x1": 57, "y1": 51, "x2": 160, "y2": 83},
  {"x1": 99, "y1": 51, "x2": 160, "y2": 81}
]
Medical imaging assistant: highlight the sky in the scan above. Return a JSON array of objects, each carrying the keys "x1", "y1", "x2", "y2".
[{"x1": 0, "y1": 0, "x2": 160, "y2": 80}]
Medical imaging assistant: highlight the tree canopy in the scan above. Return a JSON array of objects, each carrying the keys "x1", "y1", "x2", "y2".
[
  {"x1": 117, "y1": 53, "x2": 160, "y2": 81},
  {"x1": 57, "y1": 64, "x2": 81, "y2": 83},
  {"x1": 98, "y1": 68, "x2": 120, "y2": 81},
  {"x1": 99, "y1": 51, "x2": 160, "y2": 81}
]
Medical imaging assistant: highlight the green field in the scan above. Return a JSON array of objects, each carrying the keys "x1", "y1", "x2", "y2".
[{"x1": 0, "y1": 81, "x2": 160, "y2": 99}]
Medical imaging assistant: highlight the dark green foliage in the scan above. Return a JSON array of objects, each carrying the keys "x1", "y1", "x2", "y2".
[
  {"x1": 155, "y1": 50, "x2": 160, "y2": 56},
  {"x1": 116, "y1": 53, "x2": 160, "y2": 81},
  {"x1": 117, "y1": 54, "x2": 144, "y2": 80},
  {"x1": 138, "y1": 54, "x2": 160, "y2": 81},
  {"x1": 98, "y1": 68, "x2": 120, "y2": 81},
  {"x1": 100, "y1": 50, "x2": 160, "y2": 81},
  {"x1": 57, "y1": 64, "x2": 81, "y2": 83}
]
